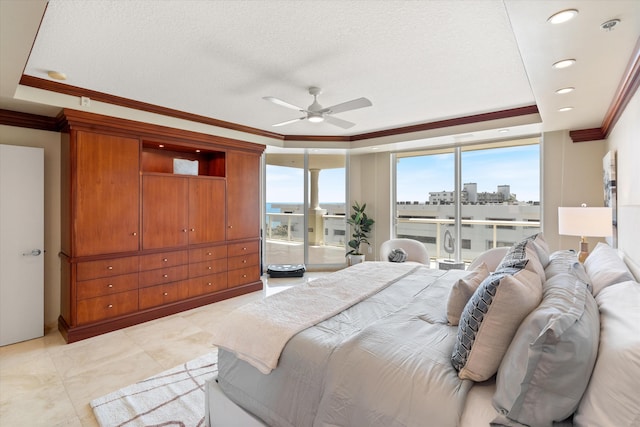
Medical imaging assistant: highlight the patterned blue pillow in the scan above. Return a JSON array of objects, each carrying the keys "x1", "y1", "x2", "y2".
[{"x1": 451, "y1": 238, "x2": 543, "y2": 381}]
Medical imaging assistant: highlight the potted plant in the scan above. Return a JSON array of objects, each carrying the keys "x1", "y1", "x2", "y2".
[{"x1": 346, "y1": 201, "x2": 375, "y2": 265}]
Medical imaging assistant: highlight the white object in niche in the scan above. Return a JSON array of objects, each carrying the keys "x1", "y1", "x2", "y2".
[{"x1": 173, "y1": 158, "x2": 199, "y2": 175}]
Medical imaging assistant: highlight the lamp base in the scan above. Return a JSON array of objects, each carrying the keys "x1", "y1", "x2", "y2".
[{"x1": 577, "y1": 238, "x2": 589, "y2": 263}]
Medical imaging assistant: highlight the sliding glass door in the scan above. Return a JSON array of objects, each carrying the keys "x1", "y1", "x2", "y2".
[
  {"x1": 394, "y1": 138, "x2": 541, "y2": 265},
  {"x1": 264, "y1": 148, "x2": 348, "y2": 269}
]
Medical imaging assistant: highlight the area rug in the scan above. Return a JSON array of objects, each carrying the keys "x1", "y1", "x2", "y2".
[{"x1": 91, "y1": 351, "x2": 218, "y2": 427}]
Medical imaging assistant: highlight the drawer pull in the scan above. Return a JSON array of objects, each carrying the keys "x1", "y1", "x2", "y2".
[
  {"x1": 207, "y1": 282, "x2": 212, "y2": 286},
  {"x1": 107, "y1": 266, "x2": 113, "y2": 270},
  {"x1": 243, "y1": 247, "x2": 247, "y2": 251},
  {"x1": 182, "y1": 229, "x2": 188, "y2": 232},
  {"x1": 228, "y1": 225, "x2": 233, "y2": 229},
  {"x1": 208, "y1": 266, "x2": 212, "y2": 270},
  {"x1": 107, "y1": 284, "x2": 113, "y2": 288},
  {"x1": 163, "y1": 292, "x2": 168, "y2": 296},
  {"x1": 243, "y1": 274, "x2": 247, "y2": 278},
  {"x1": 107, "y1": 304, "x2": 113, "y2": 309},
  {"x1": 190, "y1": 228, "x2": 195, "y2": 232},
  {"x1": 163, "y1": 274, "x2": 168, "y2": 278},
  {"x1": 243, "y1": 259, "x2": 247, "y2": 264},
  {"x1": 207, "y1": 252, "x2": 212, "y2": 256},
  {"x1": 163, "y1": 258, "x2": 168, "y2": 262},
  {"x1": 132, "y1": 232, "x2": 137, "y2": 236}
]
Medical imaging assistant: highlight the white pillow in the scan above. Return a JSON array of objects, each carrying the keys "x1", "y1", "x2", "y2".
[
  {"x1": 492, "y1": 268, "x2": 599, "y2": 426},
  {"x1": 446, "y1": 262, "x2": 489, "y2": 326},
  {"x1": 583, "y1": 242, "x2": 634, "y2": 296},
  {"x1": 468, "y1": 247, "x2": 509, "y2": 272},
  {"x1": 573, "y1": 280, "x2": 640, "y2": 426}
]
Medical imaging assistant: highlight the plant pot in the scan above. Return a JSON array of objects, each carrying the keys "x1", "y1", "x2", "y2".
[{"x1": 348, "y1": 254, "x2": 366, "y2": 266}]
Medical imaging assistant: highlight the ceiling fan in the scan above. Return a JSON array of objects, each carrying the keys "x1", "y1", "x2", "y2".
[{"x1": 263, "y1": 87, "x2": 372, "y2": 129}]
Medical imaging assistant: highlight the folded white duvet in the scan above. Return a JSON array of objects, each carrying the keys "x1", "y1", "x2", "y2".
[{"x1": 211, "y1": 262, "x2": 420, "y2": 374}]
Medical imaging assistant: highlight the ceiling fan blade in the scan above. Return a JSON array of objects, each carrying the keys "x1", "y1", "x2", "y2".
[
  {"x1": 263, "y1": 96, "x2": 305, "y2": 112},
  {"x1": 324, "y1": 115, "x2": 355, "y2": 129},
  {"x1": 272, "y1": 117, "x2": 306, "y2": 127},
  {"x1": 321, "y1": 97, "x2": 372, "y2": 114}
]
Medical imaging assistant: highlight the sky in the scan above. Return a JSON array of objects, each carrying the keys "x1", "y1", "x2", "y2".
[
  {"x1": 266, "y1": 144, "x2": 540, "y2": 204},
  {"x1": 396, "y1": 144, "x2": 540, "y2": 203}
]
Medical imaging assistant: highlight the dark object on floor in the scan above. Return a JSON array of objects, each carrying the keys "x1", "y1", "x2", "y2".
[{"x1": 267, "y1": 264, "x2": 306, "y2": 278}]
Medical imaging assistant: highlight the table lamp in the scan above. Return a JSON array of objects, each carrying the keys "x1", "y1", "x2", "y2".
[{"x1": 558, "y1": 204, "x2": 612, "y2": 262}]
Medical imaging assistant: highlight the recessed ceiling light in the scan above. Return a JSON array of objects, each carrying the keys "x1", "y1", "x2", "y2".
[
  {"x1": 556, "y1": 87, "x2": 575, "y2": 94},
  {"x1": 47, "y1": 70, "x2": 67, "y2": 80},
  {"x1": 552, "y1": 59, "x2": 576, "y2": 69},
  {"x1": 548, "y1": 9, "x2": 579, "y2": 24},
  {"x1": 558, "y1": 106, "x2": 574, "y2": 112},
  {"x1": 158, "y1": 144, "x2": 165, "y2": 148}
]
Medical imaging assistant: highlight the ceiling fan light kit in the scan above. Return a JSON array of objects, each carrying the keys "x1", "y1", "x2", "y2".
[{"x1": 264, "y1": 86, "x2": 372, "y2": 129}]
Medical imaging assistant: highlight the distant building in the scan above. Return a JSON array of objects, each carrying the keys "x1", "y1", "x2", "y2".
[{"x1": 429, "y1": 183, "x2": 516, "y2": 204}]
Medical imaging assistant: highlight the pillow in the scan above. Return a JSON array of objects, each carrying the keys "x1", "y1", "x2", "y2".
[
  {"x1": 388, "y1": 248, "x2": 407, "y2": 263},
  {"x1": 468, "y1": 247, "x2": 509, "y2": 273},
  {"x1": 497, "y1": 234, "x2": 547, "y2": 283},
  {"x1": 573, "y1": 280, "x2": 640, "y2": 427},
  {"x1": 524, "y1": 232, "x2": 550, "y2": 269},
  {"x1": 545, "y1": 250, "x2": 579, "y2": 279},
  {"x1": 583, "y1": 242, "x2": 634, "y2": 296},
  {"x1": 491, "y1": 264, "x2": 599, "y2": 426},
  {"x1": 546, "y1": 250, "x2": 594, "y2": 293},
  {"x1": 451, "y1": 238, "x2": 543, "y2": 381},
  {"x1": 447, "y1": 262, "x2": 490, "y2": 325}
]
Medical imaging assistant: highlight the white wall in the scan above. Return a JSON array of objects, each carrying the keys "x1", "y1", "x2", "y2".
[
  {"x1": 606, "y1": 88, "x2": 640, "y2": 278},
  {"x1": 0, "y1": 126, "x2": 61, "y2": 329},
  {"x1": 349, "y1": 152, "x2": 391, "y2": 261},
  {"x1": 542, "y1": 130, "x2": 607, "y2": 252}
]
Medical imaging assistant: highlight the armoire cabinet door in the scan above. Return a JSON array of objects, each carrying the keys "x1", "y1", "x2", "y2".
[
  {"x1": 189, "y1": 178, "x2": 225, "y2": 244},
  {"x1": 142, "y1": 175, "x2": 189, "y2": 249},
  {"x1": 226, "y1": 151, "x2": 260, "y2": 241},
  {"x1": 74, "y1": 132, "x2": 140, "y2": 256}
]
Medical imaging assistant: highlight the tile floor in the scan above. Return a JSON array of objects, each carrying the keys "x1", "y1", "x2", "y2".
[{"x1": 0, "y1": 273, "x2": 325, "y2": 427}]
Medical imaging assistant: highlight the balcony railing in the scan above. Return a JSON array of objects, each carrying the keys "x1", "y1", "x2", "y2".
[
  {"x1": 398, "y1": 217, "x2": 541, "y2": 260},
  {"x1": 264, "y1": 212, "x2": 540, "y2": 265}
]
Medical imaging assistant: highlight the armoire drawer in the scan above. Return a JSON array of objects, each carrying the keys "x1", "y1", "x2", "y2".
[
  {"x1": 227, "y1": 265, "x2": 261, "y2": 288},
  {"x1": 189, "y1": 245, "x2": 227, "y2": 263},
  {"x1": 227, "y1": 252, "x2": 260, "y2": 271},
  {"x1": 76, "y1": 256, "x2": 139, "y2": 281},
  {"x1": 76, "y1": 290, "x2": 139, "y2": 325},
  {"x1": 188, "y1": 273, "x2": 227, "y2": 297},
  {"x1": 227, "y1": 240, "x2": 259, "y2": 257},
  {"x1": 76, "y1": 273, "x2": 139, "y2": 300},
  {"x1": 139, "y1": 281, "x2": 189, "y2": 310},
  {"x1": 139, "y1": 250, "x2": 188, "y2": 271},
  {"x1": 189, "y1": 259, "x2": 227, "y2": 278},
  {"x1": 138, "y1": 265, "x2": 189, "y2": 288}
]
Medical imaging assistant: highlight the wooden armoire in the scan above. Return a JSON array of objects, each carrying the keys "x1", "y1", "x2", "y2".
[{"x1": 58, "y1": 109, "x2": 264, "y2": 343}]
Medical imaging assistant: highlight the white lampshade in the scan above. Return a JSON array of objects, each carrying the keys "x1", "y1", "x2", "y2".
[{"x1": 558, "y1": 206, "x2": 612, "y2": 237}]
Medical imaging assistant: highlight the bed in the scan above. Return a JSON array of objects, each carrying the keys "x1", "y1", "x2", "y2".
[{"x1": 206, "y1": 235, "x2": 640, "y2": 427}]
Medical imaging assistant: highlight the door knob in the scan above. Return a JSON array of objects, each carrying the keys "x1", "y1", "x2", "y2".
[{"x1": 22, "y1": 249, "x2": 42, "y2": 256}]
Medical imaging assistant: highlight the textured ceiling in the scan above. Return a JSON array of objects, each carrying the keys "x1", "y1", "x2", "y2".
[{"x1": 3, "y1": 0, "x2": 640, "y2": 142}]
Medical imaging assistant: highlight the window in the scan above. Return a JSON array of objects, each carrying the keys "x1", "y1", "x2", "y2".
[{"x1": 395, "y1": 138, "x2": 541, "y2": 263}]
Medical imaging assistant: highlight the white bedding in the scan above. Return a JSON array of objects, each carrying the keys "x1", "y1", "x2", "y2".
[{"x1": 211, "y1": 262, "x2": 420, "y2": 374}]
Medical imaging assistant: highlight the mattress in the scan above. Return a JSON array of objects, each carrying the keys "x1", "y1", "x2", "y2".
[{"x1": 215, "y1": 265, "x2": 474, "y2": 427}]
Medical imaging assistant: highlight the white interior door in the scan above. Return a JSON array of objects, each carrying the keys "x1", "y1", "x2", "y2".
[{"x1": 0, "y1": 144, "x2": 44, "y2": 346}]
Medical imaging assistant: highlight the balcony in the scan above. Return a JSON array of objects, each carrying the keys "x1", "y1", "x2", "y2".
[{"x1": 264, "y1": 211, "x2": 540, "y2": 267}]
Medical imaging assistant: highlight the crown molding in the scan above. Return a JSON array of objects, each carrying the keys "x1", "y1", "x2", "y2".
[
  {"x1": 570, "y1": 37, "x2": 640, "y2": 143},
  {"x1": 0, "y1": 108, "x2": 61, "y2": 131}
]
